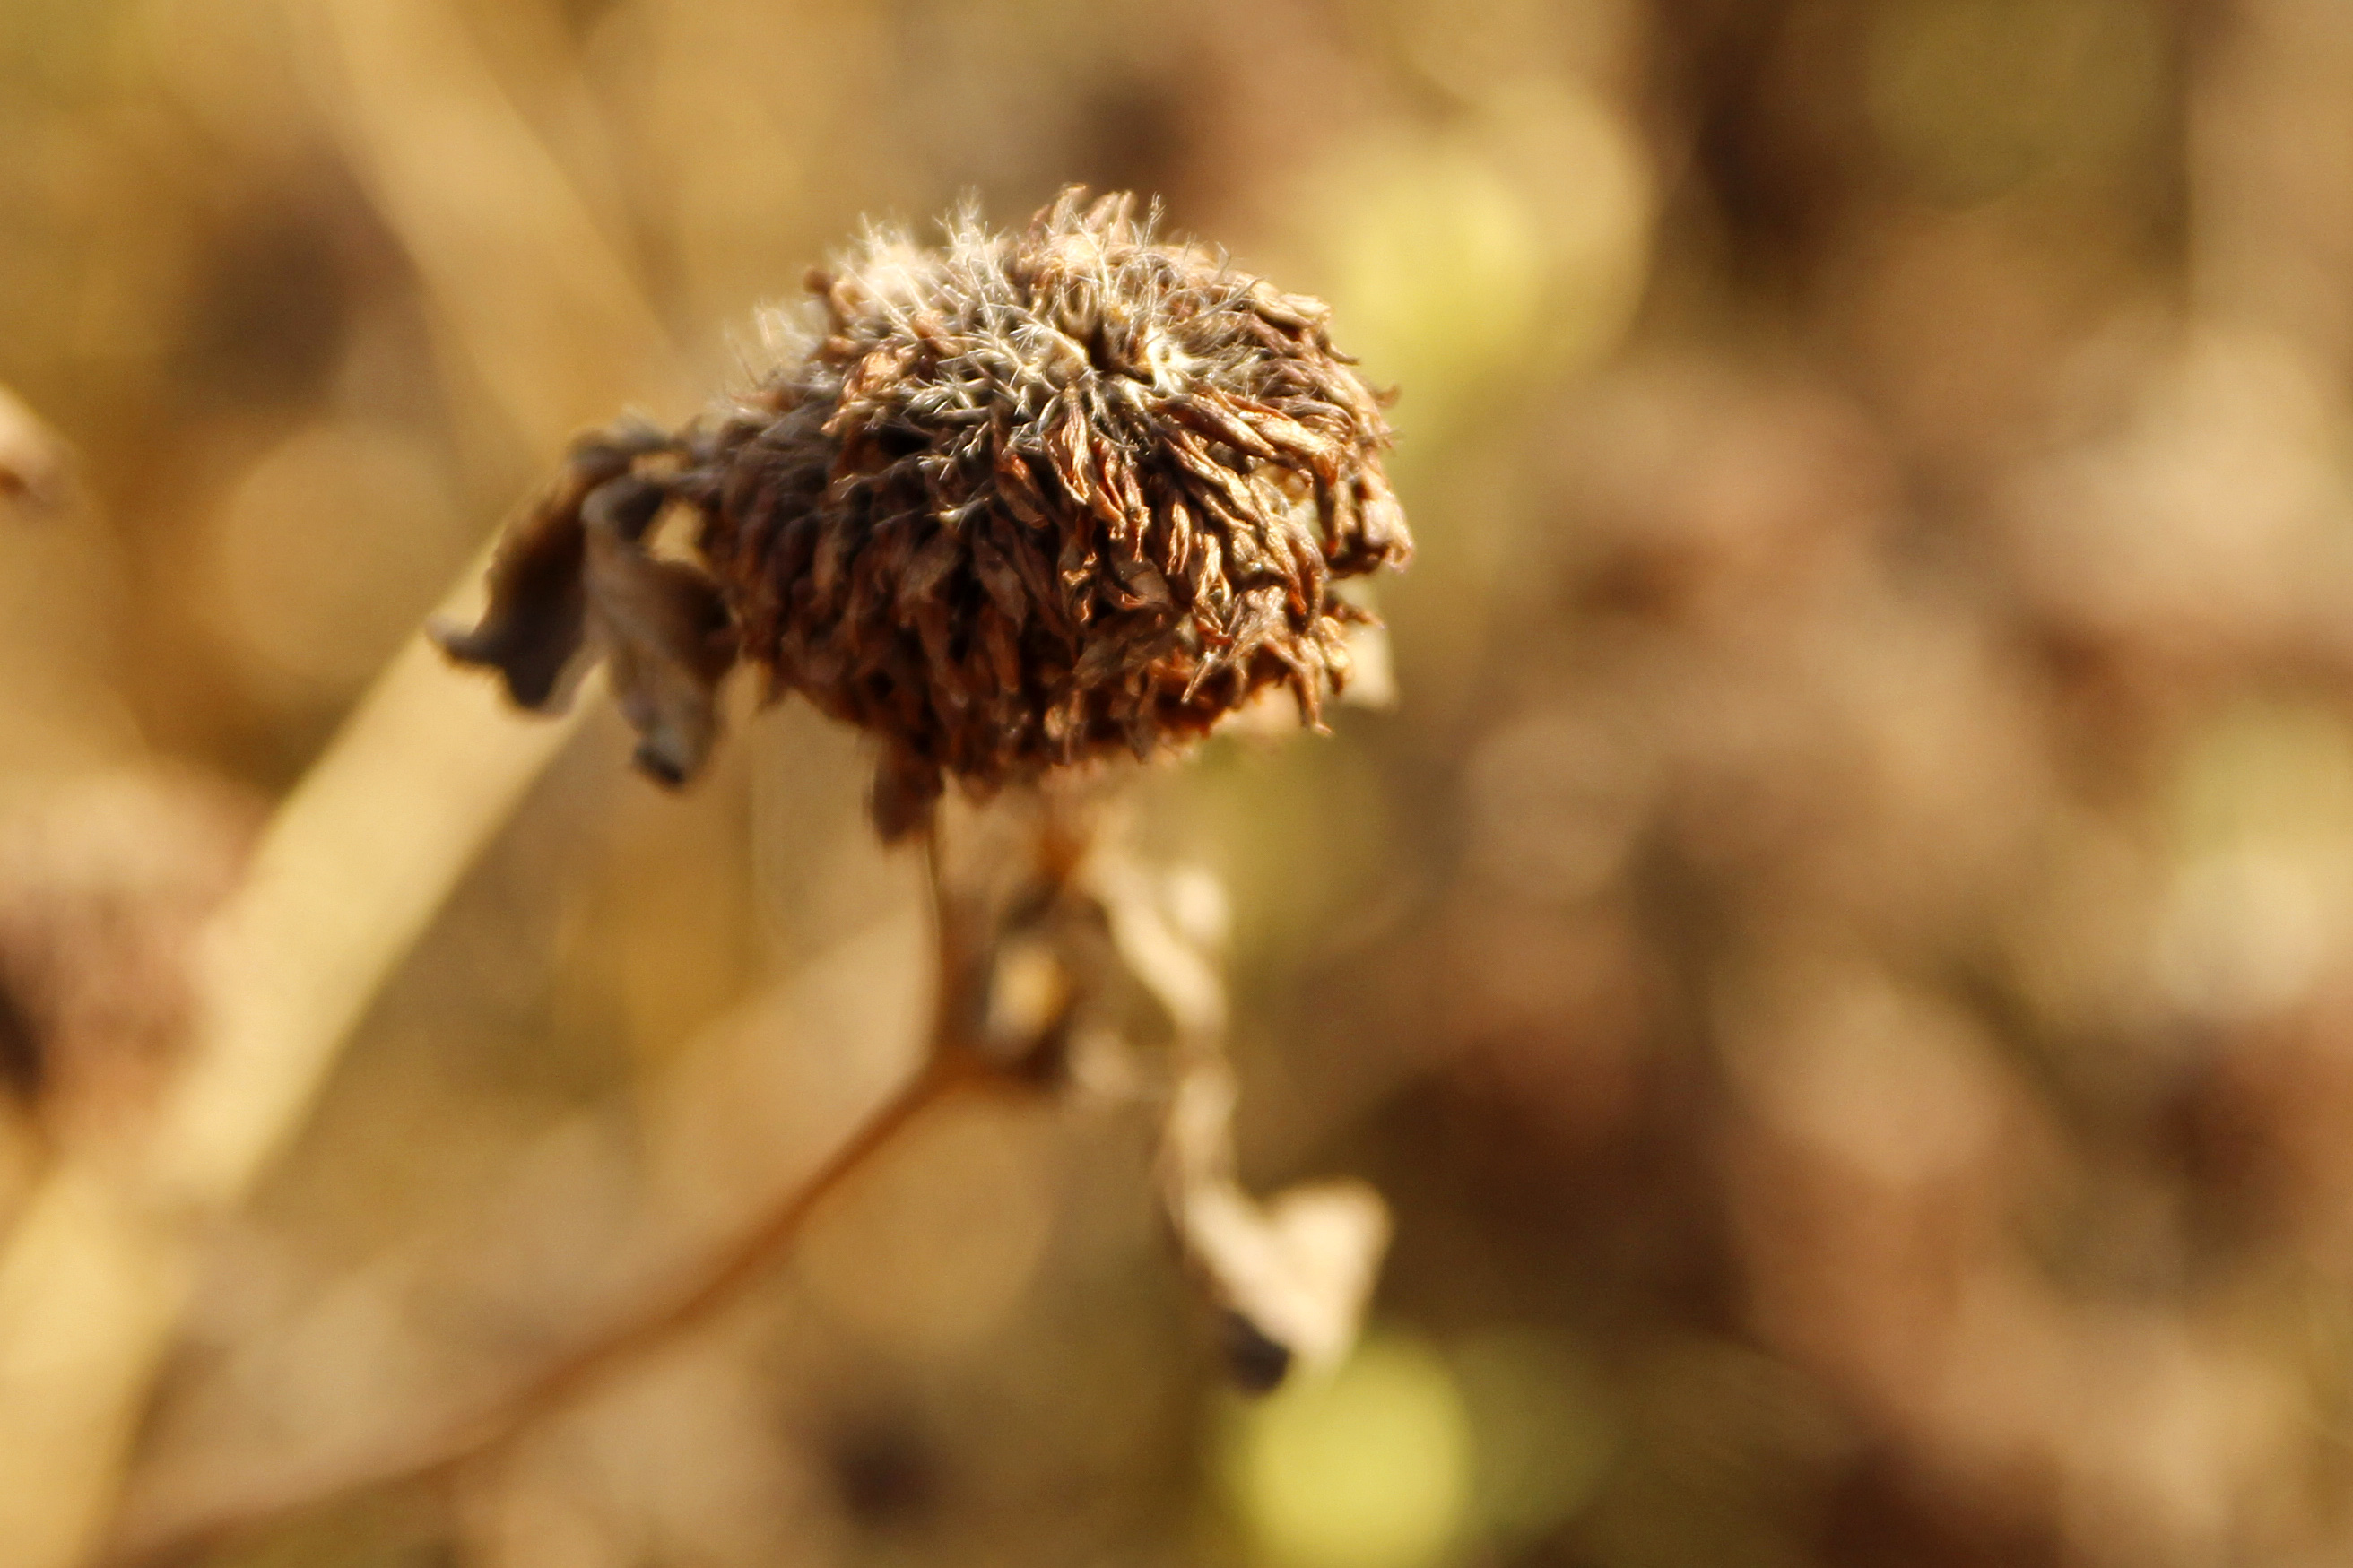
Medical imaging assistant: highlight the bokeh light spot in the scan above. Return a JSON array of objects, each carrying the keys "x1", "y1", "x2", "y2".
[{"x1": 1226, "y1": 1330, "x2": 1472, "y2": 1568}]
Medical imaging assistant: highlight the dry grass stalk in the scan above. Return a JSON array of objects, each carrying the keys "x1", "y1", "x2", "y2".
[
  {"x1": 0, "y1": 0, "x2": 683, "y2": 1557},
  {"x1": 0, "y1": 646, "x2": 593, "y2": 1568}
]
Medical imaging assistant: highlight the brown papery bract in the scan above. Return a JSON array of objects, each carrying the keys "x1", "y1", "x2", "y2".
[{"x1": 439, "y1": 188, "x2": 1411, "y2": 837}]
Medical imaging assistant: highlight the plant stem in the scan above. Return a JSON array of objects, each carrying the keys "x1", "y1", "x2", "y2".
[
  {"x1": 0, "y1": 641, "x2": 588, "y2": 1568},
  {"x1": 101, "y1": 827, "x2": 1000, "y2": 1566}
]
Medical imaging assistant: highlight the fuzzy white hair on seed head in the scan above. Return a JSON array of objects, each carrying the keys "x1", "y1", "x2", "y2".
[
  {"x1": 842, "y1": 222, "x2": 942, "y2": 318},
  {"x1": 746, "y1": 301, "x2": 821, "y2": 383}
]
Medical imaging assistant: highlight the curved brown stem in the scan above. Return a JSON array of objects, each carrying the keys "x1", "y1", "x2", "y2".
[
  {"x1": 104, "y1": 1044, "x2": 982, "y2": 1568},
  {"x1": 100, "y1": 827, "x2": 1021, "y2": 1568},
  {"x1": 431, "y1": 1049, "x2": 977, "y2": 1474}
]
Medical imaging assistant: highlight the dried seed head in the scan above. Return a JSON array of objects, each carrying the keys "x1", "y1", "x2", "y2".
[{"x1": 439, "y1": 188, "x2": 1411, "y2": 837}]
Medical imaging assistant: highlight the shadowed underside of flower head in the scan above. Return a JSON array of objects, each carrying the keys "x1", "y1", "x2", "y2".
[{"x1": 438, "y1": 187, "x2": 1411, "y2": 837}]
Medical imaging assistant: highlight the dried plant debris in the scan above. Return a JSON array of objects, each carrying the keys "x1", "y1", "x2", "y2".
[
  {"x1": 1089, "y1": 836, "x2": 1388, "y2": 1388},
  {"x1": 930, "y1": 788, "x2": 1389, "y2": 1386},
  {"x1": 0, "y1": 773, "x2": 256, "y2": 1148},
  {"x1": 1160, "y1": 1057, "x2": 1390, "y2": 1390},
  {"x1": 438, "y1": 188, "x2": 1411, "y2": 837}
]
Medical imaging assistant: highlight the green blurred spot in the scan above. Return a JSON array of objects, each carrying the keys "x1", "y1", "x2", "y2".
[
  {"x1": 2169, "y1": 701, "x2": 2353, "y2": 861},
  {"x1": 1297, "y1": 84, "x2": 1651, "y2": 422},
  {"x1": 1454, "y1": 1327, "x2": 1618, "y2": 1543},
  {"x1": 2154, "y1": 700, "x2": 2353, "y2": 1018},
  {"x1": 1865, "y1": 0, "x2": 2165, "y2": 204},
  {"x1": 1323, "y1": 140, "x2": 1546, "y2": 400},
  {"x1": 1227, "y1": 1330, "x2": 1473, "y2": 1568}
]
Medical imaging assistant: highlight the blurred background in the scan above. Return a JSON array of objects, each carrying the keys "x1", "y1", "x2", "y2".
[{"x1": 7, "y1": 0, "x2": 2353, "y2": 1564}]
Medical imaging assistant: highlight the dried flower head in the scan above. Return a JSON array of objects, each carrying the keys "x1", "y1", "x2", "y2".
[{"x1": 438, "y1": 188, "x2": 1411, "y2": 836}]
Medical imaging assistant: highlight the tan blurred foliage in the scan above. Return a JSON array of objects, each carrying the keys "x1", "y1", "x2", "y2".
[{"x1": 9, "y1": 0, "x2": 2353, "y2": 1564}]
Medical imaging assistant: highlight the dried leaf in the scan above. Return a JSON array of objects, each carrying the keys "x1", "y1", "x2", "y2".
[{"x1": 1162, "y1": 1058, "x2": 1390, "y2": 1387}]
